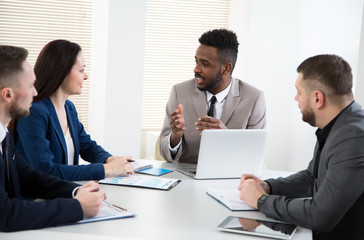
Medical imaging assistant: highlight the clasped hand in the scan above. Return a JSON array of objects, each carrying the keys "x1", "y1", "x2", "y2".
[
  {"x1": 238, "y1": 174, "x2": 270, "y2": 209},
  {"x1": 75, "y1": 181, "x2": 106, "y2": 218},
  {"x1": 104, "y1": 156, "x2": 134, "y2": 177}
]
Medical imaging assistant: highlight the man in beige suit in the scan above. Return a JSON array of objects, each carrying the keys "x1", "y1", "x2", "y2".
[{"x1": 159, "y1": 29, "x2": 266, "y2": 163}]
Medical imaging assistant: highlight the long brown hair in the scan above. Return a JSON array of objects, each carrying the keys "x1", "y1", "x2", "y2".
[
  {"x1": 34, "y1": 39, "x2": 81, "y2": 102},
  {"x1": 8, "y1": 40, "x2": 81, "y2": 137}
]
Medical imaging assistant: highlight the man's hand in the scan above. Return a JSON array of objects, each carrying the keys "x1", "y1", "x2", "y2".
[
  {"x1": 238, "y1": 174, "x2": 269, "y2": 209},
  {"x1": 170, "y1": 104, "x2": 185, "y2": 147},
  {"x1": 104, "y1": 156, "x2": 134, "y2": 177},
  {"x1": 75, "y1": 181, "x2": 106, "y2": 218},
  {"x1": 195, "y1": 115, "x2": 227, "y2": 133},
  {"x1": 240, "y1": 174, "x2": 270, "y2": 193}
]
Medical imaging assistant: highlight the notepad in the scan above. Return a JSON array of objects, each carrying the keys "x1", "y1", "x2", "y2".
[
  {"x1": 70, "y1": 202, "x2": 135, "y2": 225},
  {"x1": 99, "y1": 175, "x2": 181, "y2": 191},
  {"x1": 206, "y1": 188, "x2": 255, "y2": 211}
]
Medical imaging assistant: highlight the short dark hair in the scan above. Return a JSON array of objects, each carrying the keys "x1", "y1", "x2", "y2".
[
  {"x1": 199, "y1": 29, "x2": 239, "y2": 72},
  {"x1": 297, "y1": 54, "x2": 353, "y2": 101},
  {"x1": 34, "y1": 39, "x2": 81, "y2": 102},
  {"x1": 0, "y1": 45, "x2": 28, "y2": 88}
]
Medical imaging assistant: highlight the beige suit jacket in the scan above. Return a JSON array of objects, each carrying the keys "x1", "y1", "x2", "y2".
[{"x1": 159, "y1": 77, "x2": 266, "y2": 163}]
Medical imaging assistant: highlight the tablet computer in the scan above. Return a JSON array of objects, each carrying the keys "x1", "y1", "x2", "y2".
[
  {"x1": 217, "y1": 216, "x2": 297, "y2": 240},
  {"x1": 136, "y1": 167, "x2": 172, "y2": 176}
]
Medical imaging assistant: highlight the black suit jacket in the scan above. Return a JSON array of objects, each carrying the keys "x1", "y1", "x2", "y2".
[
  {"x1": 0, "y1": 131, "x2": 83, "y2": 232},
  {"x1": 261, "y1": 101, "x2": 364, "y2": 240}
]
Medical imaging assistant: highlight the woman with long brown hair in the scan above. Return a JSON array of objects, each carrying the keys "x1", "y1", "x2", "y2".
[{"x1": 11, "y1": 39, "x2": 133, "y2": 180}]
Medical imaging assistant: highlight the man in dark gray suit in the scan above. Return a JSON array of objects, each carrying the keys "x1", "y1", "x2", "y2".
[
  {"x1": 239, "y1": 54, "x2": 364, "y2": 239},
  {"x1": 159, "y1": 29, "x2": 266, "y2": 163}
]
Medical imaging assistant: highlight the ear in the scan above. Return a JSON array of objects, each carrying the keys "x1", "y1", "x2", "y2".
[
  {"x1": 312, "y1": 90, "x2": 325, "y2": 109},
  {"x1": 0, "y1": 87, "x2": 14, "y2": 104},
  {"x1": 222, "y1": 63, "x2": 232, "y2": 76}
]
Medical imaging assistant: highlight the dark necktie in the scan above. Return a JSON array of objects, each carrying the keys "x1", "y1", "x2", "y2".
[
  {"x1": 2, "y1": 132, "x2": 10, "y2": 183},
  {"x1": 207, "y1": 96, "x2": 217, "y2": 117}
]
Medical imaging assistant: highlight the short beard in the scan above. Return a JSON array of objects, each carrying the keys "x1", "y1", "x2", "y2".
[
  {"x1": 9, "y1": 101, "x2": 30, "y2": 119},
  {"x1": 197, "y1": 71, "x2": 223, "y2": 93},
  {"x1": 301, "y1": 103, "x2": 316, "y2": 127}
]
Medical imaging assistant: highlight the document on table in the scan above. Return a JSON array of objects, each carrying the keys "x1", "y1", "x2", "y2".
[
  {"x1": 207, "y1": 188, "x2": 255, "y2": 211},
  {"x1": 72, "y1": 202, "x2": 135, "y2": 225},
  {"x1": 99, "y1": 175, "x2": 181, "y2": 191}
]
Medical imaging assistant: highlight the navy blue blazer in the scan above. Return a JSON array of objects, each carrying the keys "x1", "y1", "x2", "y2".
[
  {"x1": 0, "y1": 131, "x2": 83, "y2": 232},
  {"x1": 16, "y1": 98, "x2": 111, "y2": 181}
]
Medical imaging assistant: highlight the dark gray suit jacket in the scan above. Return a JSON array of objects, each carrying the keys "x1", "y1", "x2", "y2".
[
  {"x1": 261, "y1": 101, "x2": 364, "y2": 240},
  {"x1": 159, "y1": 78, "x2": 266, "y2": 163},
  {"x1": 0, "y1": 131, "x2": 83, "y2": 232}
]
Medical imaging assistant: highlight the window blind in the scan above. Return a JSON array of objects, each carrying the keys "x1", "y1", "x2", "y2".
[
  {"x1": 142, "y1": 0, "x2": 231, "y2": 130},
  {"x1": 0, "y1": 0, "x2": 93, "y2": 130}
]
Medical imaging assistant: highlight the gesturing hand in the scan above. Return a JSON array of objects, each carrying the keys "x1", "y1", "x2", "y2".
[
  {"x1": 170, "y1": 104, "x2": 185, "y2": 147},
  {"x1": 195, "y1": 115, "x2": 227, "y2": 134}
]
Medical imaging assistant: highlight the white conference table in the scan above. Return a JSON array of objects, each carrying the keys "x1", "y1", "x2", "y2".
[{"x1": 1, "y1": 160, "x2": 312, "y2": 240}]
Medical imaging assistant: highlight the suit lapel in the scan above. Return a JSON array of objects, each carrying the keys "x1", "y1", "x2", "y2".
[
  {"x1": 1, "y1": 145, "x2": 13, "y2": 196},
  {"x1": 65, "y1": 101, "x2": 79, "y2": 165},
  {"x1": 0, "y1": 153, "x2": 6, "y2": 189},
  {"x1": 220, "y1": 78, "x2": 242, "y2": 124},
  {"x1": 192, "y1": 86, "x2": 208, "y2": 117},
  {"x1": 2, "y1": 132, "x2": 18, "y2": 197},
  {"x1": 46, "y1": 98, "x2": 68, "y2": 165}
]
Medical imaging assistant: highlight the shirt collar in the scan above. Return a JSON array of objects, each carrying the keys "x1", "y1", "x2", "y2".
[
  {"x1": 0, "y1": 123, "x2": 7, "y2": 143},
  {"x1": 206, "y1": 80, "x2": 232, "y2": 103},
  {"x1": 315, "y1": 117, "x2": 336, "y2": 149}
]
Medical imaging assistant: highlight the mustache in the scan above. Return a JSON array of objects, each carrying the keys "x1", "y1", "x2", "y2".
[{"x1": 195, "y1": 73, "x2": 203, "y2": 79}]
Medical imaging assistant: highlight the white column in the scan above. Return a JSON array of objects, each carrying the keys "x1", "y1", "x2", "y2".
[{"x1": 90, "y1": 0, "x2": 147, "y2": 158}]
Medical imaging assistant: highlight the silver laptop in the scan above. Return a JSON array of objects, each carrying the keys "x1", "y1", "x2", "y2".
[{"x1": 177, "y1": 129, "x2": 267, "y2": 179}]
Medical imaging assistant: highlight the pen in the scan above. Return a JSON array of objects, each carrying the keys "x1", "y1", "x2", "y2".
[
  {"x1": 127, "y1": 159, "x2": 135, "y2": 163},
  {"x1": 104, "y1": 201, "x2": 127, "y2": 211}
]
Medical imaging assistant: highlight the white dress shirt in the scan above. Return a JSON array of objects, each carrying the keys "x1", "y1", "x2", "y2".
[
  {"x1": 0, "y1": 123, "x2": 7, "y2": 154},
  {"x1": 65, "y1": 128, "x2": 75, "y2": 165}
]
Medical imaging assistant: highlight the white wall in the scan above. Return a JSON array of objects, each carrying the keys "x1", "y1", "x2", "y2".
[
  {"x1": 356, "y1": 3, "x2": 364, "y2": 106},
  {"x1": 91, "y1": 0, "x2": 364, "y2": 171},
  {"x1": 89, "y1": 0, "x2": 146, "y2": 158},
  {"x1": 240, "y1": 0, "x2": 363, "y2": 171},
  {"x1": 89, "y1": 0, "x2": 109, "y2": 146},
  {"x1": 229, "y1": 0, "x2": 251, "y2": 82}
]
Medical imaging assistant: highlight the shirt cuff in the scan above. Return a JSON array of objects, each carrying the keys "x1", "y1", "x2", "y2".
[
  {"x1": 72, "y1": 186, "x2": 81, "y2": 198},
  {"x1": 168, "y1": 132, "x2": 182, "y2": 153}
]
